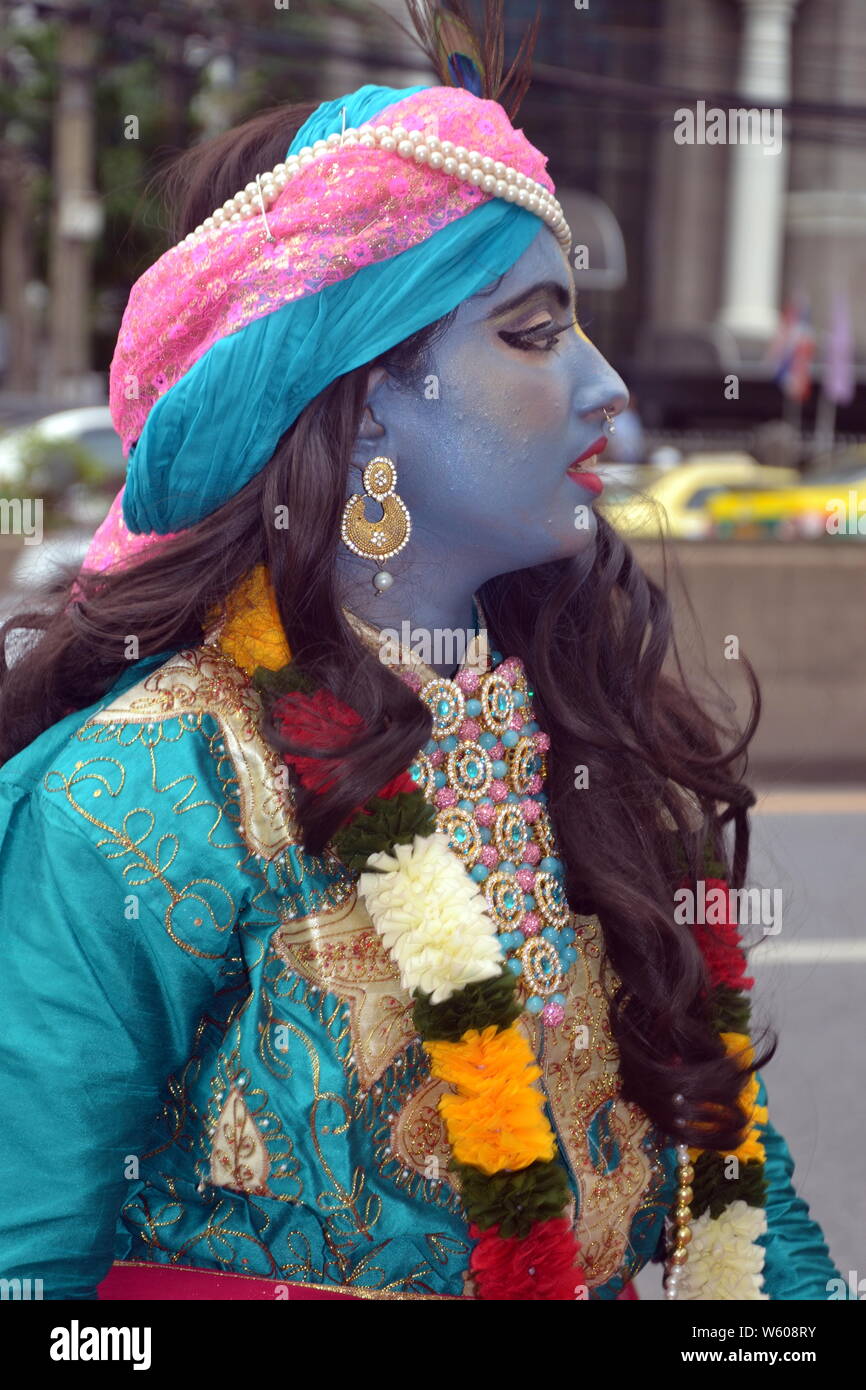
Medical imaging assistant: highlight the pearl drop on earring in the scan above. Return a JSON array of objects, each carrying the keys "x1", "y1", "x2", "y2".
[{"x1": 373, "y1": 570, "x2": 394, "y2": 594}]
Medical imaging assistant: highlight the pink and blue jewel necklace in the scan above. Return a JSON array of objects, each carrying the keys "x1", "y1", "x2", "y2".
[{"x1": 400, "y1": 649, "x2": 578, "y2": 1028}]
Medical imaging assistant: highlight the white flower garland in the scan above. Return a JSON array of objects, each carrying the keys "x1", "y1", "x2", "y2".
[
  {"x1": 673, "y1": 1201, "x2": 769, "y2": 1300},
  {"x1": 359, "y1": 832, "x2": 502, "y2": 1003}
]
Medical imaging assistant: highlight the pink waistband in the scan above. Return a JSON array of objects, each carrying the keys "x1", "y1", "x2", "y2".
[
  {"x1": 98, "y1": 1262, "x2": 639, "y2": 1301},
  {"x1": 97, "y1": 1262, "x2": 460, "y2": 1301}
]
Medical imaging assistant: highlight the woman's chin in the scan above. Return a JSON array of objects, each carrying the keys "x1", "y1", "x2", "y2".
[
  {"x1": 548, "y1": 511, "x2": 599, "y2": 562},
  {"x1": 497, "y1": 530, "x2": 598, "y2": 576}
]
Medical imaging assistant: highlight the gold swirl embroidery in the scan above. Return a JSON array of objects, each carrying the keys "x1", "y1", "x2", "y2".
[
  {"x1": 88, "y1": 639, "x2": 668, "y2": 1291},
  {"x1": 535, "y1": 913, "x2": 663, "y2": 1288},
  {"x1": 272, "y1": 889, "x2": 418, "y2": 1091},
  {"x1": 210, "y1": 1086, "x2": 273, "y2": 1195},
  {"x1": 43, "y1": 743, "x2": 241, "y2": 960},
  {"x1": 82, "y1": 644, "x2": 299, "y2": 860},
  {"x1": 203, "y1": 1029, "x2": 300, "y2": 1200}
]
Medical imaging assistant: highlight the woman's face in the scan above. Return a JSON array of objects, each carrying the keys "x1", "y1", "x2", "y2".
[{"x1": 359, "y1": 226, "x2": 629, "y2": 585}]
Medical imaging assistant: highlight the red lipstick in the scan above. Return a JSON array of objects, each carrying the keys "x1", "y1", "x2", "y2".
[{"x1": 566, "y1": 435, "x2": 607, "y2": 495}]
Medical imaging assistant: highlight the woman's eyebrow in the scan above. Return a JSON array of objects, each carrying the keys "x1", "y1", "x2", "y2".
[{"x1": 485, "y1": 279, "x2": 574, "y2": 319}]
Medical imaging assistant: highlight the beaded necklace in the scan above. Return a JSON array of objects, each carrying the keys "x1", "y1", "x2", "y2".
[
  {"x1": 406, "y1": 656, "x2": 574, "y2": 1026},
  {"x1": 343, "y1": 605, "x2": 577, "y2": 1024}
]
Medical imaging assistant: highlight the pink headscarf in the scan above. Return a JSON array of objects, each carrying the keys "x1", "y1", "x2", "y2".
[{"x1": 76, "y1": 486, "x2": 179, "y2": 584}]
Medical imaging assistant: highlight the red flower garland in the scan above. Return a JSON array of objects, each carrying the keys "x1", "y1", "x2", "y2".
[
  {"x1": 690, "y1": 878, "x2": 755, "y2": 992},
  {"x1": 271, "y1": 688, "x2": 418, "y2": 808},
  {"x1": 469, "y1": 1218, "x2": 584, "y2": 1300},
  {"x1": 271, "y1": 689, "x2": 362, "y2": 794}
]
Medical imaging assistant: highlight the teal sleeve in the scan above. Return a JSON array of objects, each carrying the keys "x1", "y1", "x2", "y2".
[
  {"x1": 0, "y1": 785, "x2": 236, "y2": 1299},
  {"x1": 755, "y1": 1072, "x2": 850, "y2": 1300}
]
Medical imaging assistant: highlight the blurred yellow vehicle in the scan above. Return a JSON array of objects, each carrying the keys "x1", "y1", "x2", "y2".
[
  {"x1": 599, "y1": 454, "x2": 799, "y2": 540},
  {"x1": 707, "y1": 467, "x2": 866, "y2": 539}
]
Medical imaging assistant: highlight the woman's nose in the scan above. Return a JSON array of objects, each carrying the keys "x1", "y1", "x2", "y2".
[
  {"x1": 571, "y1": 337, "x2": 630, "y2": 423},
  {"x1": 578, "y1": 373, "x2": 629, "y2": 428}
]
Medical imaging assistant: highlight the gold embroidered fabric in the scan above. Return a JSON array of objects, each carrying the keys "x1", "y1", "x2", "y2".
[{"x1": 25, "y1": 608, "x2": 676, "y2": 1296}]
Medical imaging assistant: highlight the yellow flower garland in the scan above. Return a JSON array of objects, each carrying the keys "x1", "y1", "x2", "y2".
[
  {"x1": 688, "y1": 1031, "x2": 768, "y2": 1167},
  {"x1": 427, "y1": 1022, "x2": 557, "y2": 1174},
  {"x1": 208, "y1": 564, "x2": 290, "y2": 675}
]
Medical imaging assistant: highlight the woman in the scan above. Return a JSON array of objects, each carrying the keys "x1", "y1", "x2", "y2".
[{"x1": 0, "y1": 7, "x2": 845, "y2": 1301}]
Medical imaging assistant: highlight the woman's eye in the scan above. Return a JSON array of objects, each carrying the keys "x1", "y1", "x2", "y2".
[{"x1": 499, "y1": 319, "x2": 577, "y2": 353}]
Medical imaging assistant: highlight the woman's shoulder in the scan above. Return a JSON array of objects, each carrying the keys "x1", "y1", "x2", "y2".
[{"x1": 0, "y1": 641, "x2": 300, "y2": 867}]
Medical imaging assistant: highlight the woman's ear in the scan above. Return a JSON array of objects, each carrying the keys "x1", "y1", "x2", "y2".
[{"x1": 356, "y1": 365, "x2": 389, "y2": 442}]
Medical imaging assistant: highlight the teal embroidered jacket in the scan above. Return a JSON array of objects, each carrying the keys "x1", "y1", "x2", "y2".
[{"x1": 0, "y1": 641, "x2": 848, "y2": 1300}]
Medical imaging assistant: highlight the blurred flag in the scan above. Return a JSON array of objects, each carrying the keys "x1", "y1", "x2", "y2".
[
  {"x1": 766, "y1": 291, "x2": 816, "y2": 401},
  {"x1": 823, "y1": 291, "x2": 855, "y2": 406}
]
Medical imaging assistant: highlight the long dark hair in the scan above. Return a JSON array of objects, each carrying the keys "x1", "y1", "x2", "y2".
[{"x1": 0, "y1": 97, "x2": 774, "y2": 1154}]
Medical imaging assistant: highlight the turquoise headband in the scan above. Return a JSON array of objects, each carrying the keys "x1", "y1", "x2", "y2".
[{"x1": 122, "y1": 83, "x2": 543, "y2": 536}]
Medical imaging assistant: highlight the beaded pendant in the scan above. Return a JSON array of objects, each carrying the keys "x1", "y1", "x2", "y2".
[{"x1": 404, "y1": 653, "x2": 577, "y2": 1028}]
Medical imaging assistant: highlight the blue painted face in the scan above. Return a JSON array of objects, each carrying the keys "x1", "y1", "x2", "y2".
[{"x1": 353, "y1": 226, "x2": 629, "y2": 593}]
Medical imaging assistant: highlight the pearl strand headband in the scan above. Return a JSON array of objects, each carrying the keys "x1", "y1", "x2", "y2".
[{"x1": 179, "y1": 122, "x2": 572, "y2": 255}]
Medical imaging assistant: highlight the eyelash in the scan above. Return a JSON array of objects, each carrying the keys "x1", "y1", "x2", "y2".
[{"x1": 499, "y1": 315, "x2": 583, "y2": 353}]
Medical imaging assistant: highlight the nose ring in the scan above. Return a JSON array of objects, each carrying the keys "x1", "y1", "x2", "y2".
[{"x1": 603, "y1": 407, "x2": 616, "y2": 436}]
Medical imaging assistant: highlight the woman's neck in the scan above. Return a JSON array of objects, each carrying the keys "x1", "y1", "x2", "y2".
[{"x1": 336, "y1": 552, "x2": 488, "y2": 680}]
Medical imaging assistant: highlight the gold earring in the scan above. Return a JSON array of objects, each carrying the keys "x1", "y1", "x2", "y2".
[{"x1": 340, "y1": 455, "x2": 411, "y2": 594}]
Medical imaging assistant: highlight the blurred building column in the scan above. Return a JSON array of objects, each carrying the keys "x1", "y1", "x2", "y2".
[
  {"x1": 0, "y1": 147, "x2": 38, "y2": 390},
  {"x1": 785, "y1": 0, "x2": 866, "y2": 366},
  {"x1": 320, "y1": 0, "x2": 430, "y2": 99},
  {"x1": 47, "y1": 1, "x2": 102, "y2": 401},
  {"x1": 717, "y1": 0, "x2": 801, "y2": 343}
]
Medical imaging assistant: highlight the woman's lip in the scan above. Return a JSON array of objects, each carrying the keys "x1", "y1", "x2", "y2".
[
  {"x1": 570, "y1": 435, "x2": 607, "y2": 467},
  {"x1": 567, "y1": 464, "x2": 604, "y2": 496}
]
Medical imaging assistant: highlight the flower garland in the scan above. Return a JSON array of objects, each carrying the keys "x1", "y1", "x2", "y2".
[
  {"x1": 206, "y1": 566, "x2": 772, "y2": 1300},
  {"x1": 667, "y1": 844, "x2": 769, "y2": 1300},
  {"x1": 264, "y1": 674, "x2": 586, "y2": 1300}
]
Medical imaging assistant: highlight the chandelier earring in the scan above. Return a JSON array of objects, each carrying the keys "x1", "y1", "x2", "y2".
[{"x1": 340, "y1": 455, "x2": 411, "y2": 595}]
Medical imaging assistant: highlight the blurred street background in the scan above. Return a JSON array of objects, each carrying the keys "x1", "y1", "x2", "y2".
[{"x1": 0, "y1": 0, "x2": 862, "y2": 1293}]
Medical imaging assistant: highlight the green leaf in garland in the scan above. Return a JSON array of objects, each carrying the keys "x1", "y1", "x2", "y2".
[
  {"x1": 451, "y1": 1158, "x2": 572, "y2": 1239},
  {"x1": 690, "y1": 1151, "x2": 767, "y2": 1220},
  {"x1": 331, "y1": 791, "x2": 437, "y2": 872},
  {"x1": 703, "y1": 856, "x2": 729, "y2": 881},
  {"x1": 708, "y1": 984, "x2": 752, "y2": 1034},
  {"x1": 672, "y1": 826, "x2": 728, "y2": 883},
  {"x1": 252, "y1": 661, "x2": 317, "y2": 703},
  {"x1": 413, "y1": 972, "x2": 521, "y2": 1041}
]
